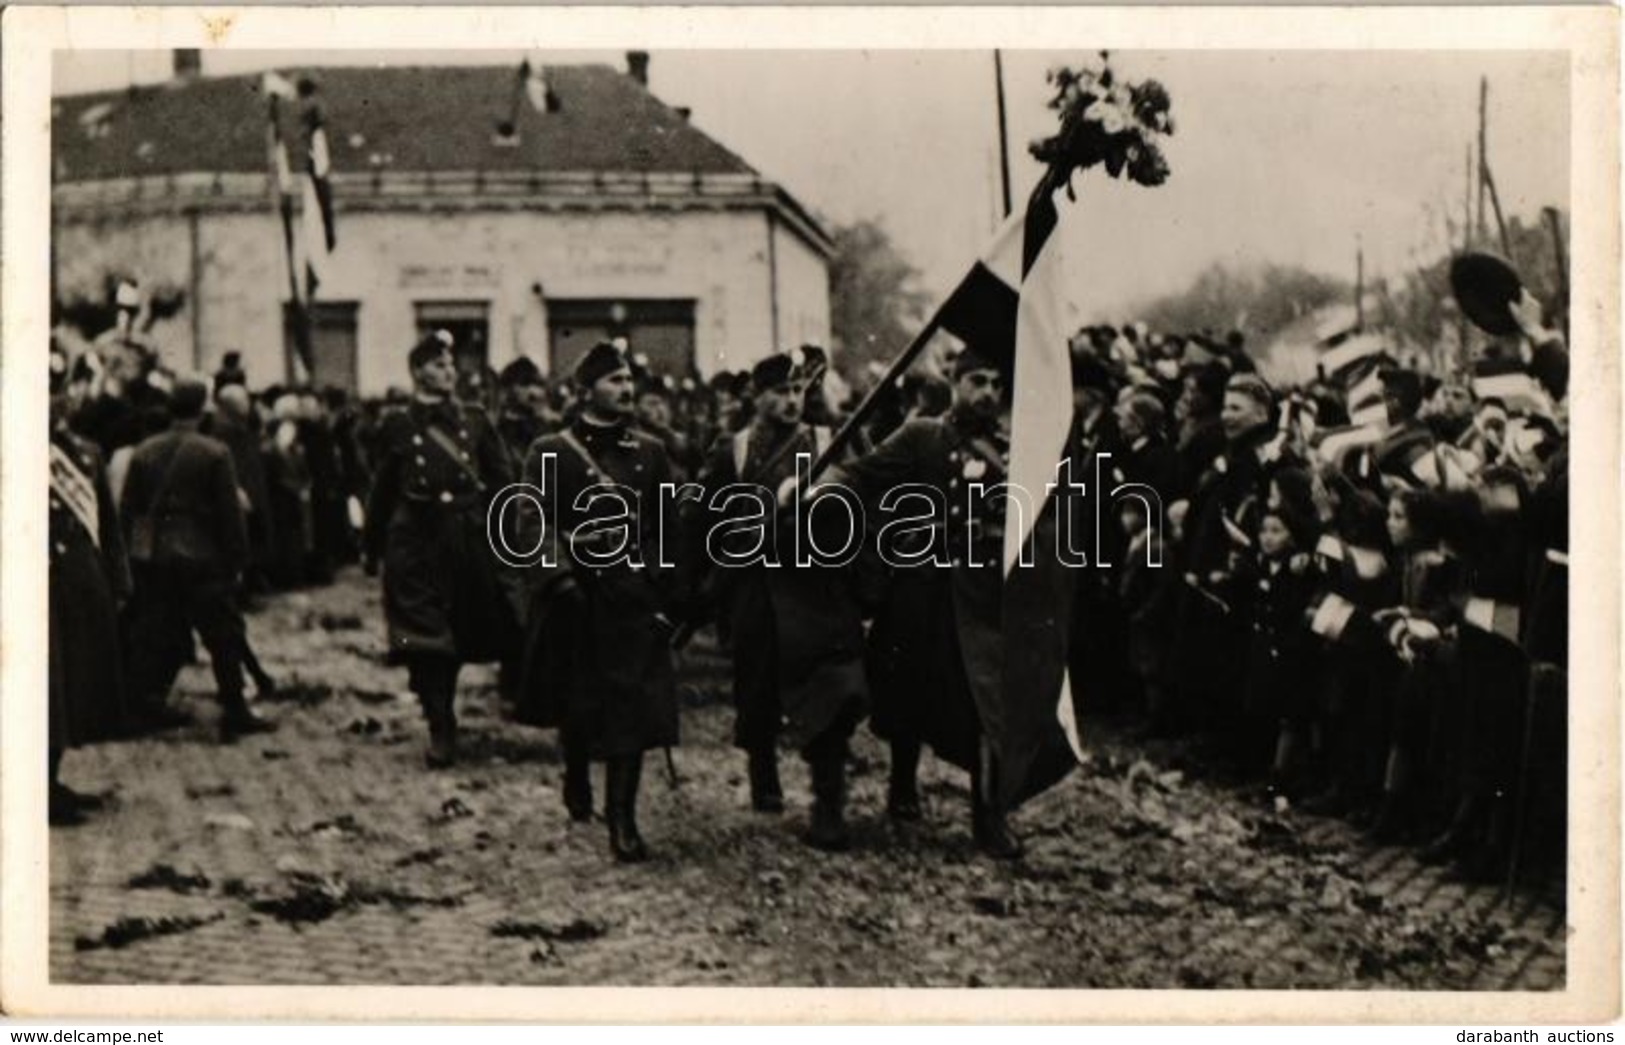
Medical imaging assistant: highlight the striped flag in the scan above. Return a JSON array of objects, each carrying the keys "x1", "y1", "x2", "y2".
[
  {"x1": 263, "y1": 72, "x2": 313, "y2": 379},
  {"x1": 299, "y1": 82, "x2": 337, "y2": 298},
  {"x1": 934, "y1": 169, "x2": 1085, "y2": 808}
]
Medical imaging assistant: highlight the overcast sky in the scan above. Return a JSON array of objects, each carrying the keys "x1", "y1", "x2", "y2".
[{"x1": 54, "y1": 48, "x2": 1569, "y2": 319}]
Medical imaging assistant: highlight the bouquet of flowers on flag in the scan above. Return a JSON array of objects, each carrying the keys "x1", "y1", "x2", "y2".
[{"x1": 1030, "y1": 53, "x2": 1174, "y2": 190}]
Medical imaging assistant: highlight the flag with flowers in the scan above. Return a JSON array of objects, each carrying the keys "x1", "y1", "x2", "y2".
[{"x1": 1029, "y1": 53, "x2": 1174, "y2": 192}]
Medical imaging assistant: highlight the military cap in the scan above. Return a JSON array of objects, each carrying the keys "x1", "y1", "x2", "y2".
[
  {"x1": 498, "y1": 356, "x2": 543, "y2": 388},
  {"x1": 574, "y1": 340, "x2": 630, "y2": 388},
  {"x1": 752, "y1": 352, "x2": 798, "y2": 392},
  {"x1": 1071, "y1": 351, "x2": 1114, "y2": 394},
  {"x1": 638, "y1": 372, "x2": 675, "y2": 399},
  {"x1": 408, "y1": 329, "x2": 455, "y2": 370},
  {"x1": 953, "y1": 345, "x2": 1002, "y2": 380}
]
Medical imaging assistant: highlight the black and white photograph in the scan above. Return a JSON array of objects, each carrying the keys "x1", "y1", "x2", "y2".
[{"x1": 2, "y1": 5, "x2": 1618, "y2": 1024}]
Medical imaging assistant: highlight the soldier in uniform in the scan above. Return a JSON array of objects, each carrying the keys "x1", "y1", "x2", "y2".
[
  {"x1": 823, "y1": 347, "x2": 1025, "y2": 858},
  {"x1": 49, "y1": 344, "x2": 134, "y2": 824},
  {"x1": 688, "y1": 350, "x2": 869, "y2": 849},
  {"x1": 495, "y1": 356, "x2": 550, "y2": 461},
  {"x1": 362, "y1": 330, "x2": 517, "y2": 767},
  {"x1": 519, "y1": 341, "x2": 680, "y2": 863},
  {"x1": 121, "y1": 375, "x2": 275, "y2": 742}
]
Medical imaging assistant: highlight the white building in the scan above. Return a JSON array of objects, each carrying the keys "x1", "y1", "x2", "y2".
[{"x1": 52, "y1": 54, "x2": 833, "y2": 394}]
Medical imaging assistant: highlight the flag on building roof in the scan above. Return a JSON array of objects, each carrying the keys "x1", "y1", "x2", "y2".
[
  {"x1": 299, "y1": 80, "x2": 337, "y2": 299},
  {"x1": 263, "y1": 71, "x2": 312, "y2": 378}
]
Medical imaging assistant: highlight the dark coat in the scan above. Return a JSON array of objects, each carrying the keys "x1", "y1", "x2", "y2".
[
  {"x1": 363, "y1": 398, "x2": 516, "y2": 664},
  {"x1": 50, "y1": 428, "x2": 133, "y2": 748},
  {"x1": 206, "y1": 410, "x2": 275, "y2": 569},
  {"x1": 1523, "y1": 448, "x2": 1567, "y2": 668},
  {"x1": 121, "y1": 422, "x2": 248, "y2": 576},
  {"x1": 262, "y1": 419, "x2": 314, "y2": 587},
  {"x1": 1111, "y1": 435, "x2": 1180, "y2": 512},
  {"x1": 839, "y1": 411, "x2": 1011, "y2": 771},
  {"x1": 1385, "y1": 546, "x2": 1465, "y2": 759},
  {"x1": 1174, "y1": 416, "x2": 1226, "y2": 502},
  {"x1": 1173, "y1": 422, "x2": 1295, "y2": 709},
  {"x1": 517, "y1": 417, "x2": 679, "y2": 757},
  {"x1": 691, "y1": 421, "x2": 868, "y2": 752},
  {"x1": 1241, "y1": 554, "x2": 1318, "y2": 721}
]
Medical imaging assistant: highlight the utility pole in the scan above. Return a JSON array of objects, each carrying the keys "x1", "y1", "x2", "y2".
[
  {"x1": 1355, "y1": 239, "x2": 1365, "y2": 330},
  {"x1": 1544, "y1": 206, "x2": 1569, "y2": 339},
  {"x1": 994, "y1": 50, "x2": 1013, "y2": 218},
  {"x1": 1477, "y1": 77, "x2": 1514, "y2": 259},
  {"x1": 1477, "y1": 77, "x2": 1489, "y2": 245},
  {"x1": 1463, "y1": 144, "x2": 1474, "y2": 251}
]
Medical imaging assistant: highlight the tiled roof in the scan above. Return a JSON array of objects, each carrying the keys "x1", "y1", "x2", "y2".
[{"x1": 53, "y1": 64, "x2": 761, "y2": 182}]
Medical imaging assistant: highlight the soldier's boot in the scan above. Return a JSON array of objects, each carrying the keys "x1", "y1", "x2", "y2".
[
  {"x1": 887, "y1": 737, "x2": 923, "y2": 823},
  {"x1": 562, "y1": 743, "x2": 594, "y2": 823},
  {"x1": 420, "y1": 691, "x2": 458, "y2": 769},
  {"x1": 805, "y1": 750, "x2": 851, "y2": 853},
  {"x1": 218, "y1": 689, "x2": 277, "y2": 744},
  {"x1": 747, "y1": 747, "x2": 785, "y2": 814},
  {"x1": 606, "y1": 754, "x2": 650, "y2": 864},
  {"x1": 1420, "y1": 793, "x2": 1479, "y2": 865},
  {"x1": 971, "y1": 741, "x2": 1023, "y2": 860}
]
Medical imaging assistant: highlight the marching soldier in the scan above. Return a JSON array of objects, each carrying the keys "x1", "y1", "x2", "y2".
[
  {"x1": 688, "y1": 350, "x2": 869, "y2": 849},
  {"x1": 495, "y1": 356, "x2": 550, "y2": 461},
  {"x1": 823, "y1": 347, "x2": 1025, "y2": 858},
  {"x1": 519, "y1": 341, "x2": 681, "y2": 863},
  {"x1": 362, "y1": 330, "x2": 517, "y2": 767}
]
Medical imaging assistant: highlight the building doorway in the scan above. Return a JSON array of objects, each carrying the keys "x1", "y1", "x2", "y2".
[
  {"x1": 284, "y1": 301, "x2": 360, "y2": 392},
  {"x1": 547, "y1": 299, "x2": 696, "y2": 379}
]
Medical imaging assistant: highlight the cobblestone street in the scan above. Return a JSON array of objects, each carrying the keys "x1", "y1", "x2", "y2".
[{"x1": 49, "y1": 569, "x2": 1566, "y2": 989}]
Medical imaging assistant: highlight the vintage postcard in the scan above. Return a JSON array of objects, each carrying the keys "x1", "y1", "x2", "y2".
[{"x1": 1, "y1": 4, "x2": 1618, "y2": 1024}]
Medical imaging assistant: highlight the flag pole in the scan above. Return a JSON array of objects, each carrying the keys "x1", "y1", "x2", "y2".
[
  {"x1": 266, "y1": 83, "x2": 312, "y2": 383},
  {"x1": 994, "y1": 50, "x2": 1013, "y2": 219},
  {"x1": 804, "y1": 299, "x2": 951, "y2": 483},
  {"x1": 806, "y1": 50, "x2": 1020, "y2": 483}
]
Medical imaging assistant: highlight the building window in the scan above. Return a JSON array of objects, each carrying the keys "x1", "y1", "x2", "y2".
[
  {"x1": 283, "y1": 301, "x2": 360, "y2": 392},
  {"x1": 414, "y1": 300, "x2": 491, "y2": 399},
  {"x1": 547, "y1": 299, "x2": 696, "y2": 379}
]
